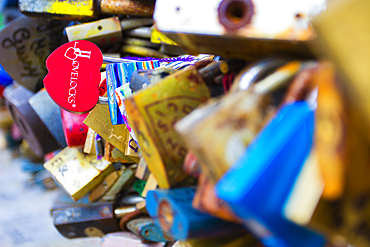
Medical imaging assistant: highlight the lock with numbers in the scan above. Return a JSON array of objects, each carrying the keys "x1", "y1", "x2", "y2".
[{"x1": 44, "y1": 147, "x2": 115, "y2": 201}]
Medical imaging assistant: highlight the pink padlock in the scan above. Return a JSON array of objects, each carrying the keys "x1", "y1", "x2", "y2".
[{"x1": 60, "y1": 109, "x2": 89, "y2": 147}]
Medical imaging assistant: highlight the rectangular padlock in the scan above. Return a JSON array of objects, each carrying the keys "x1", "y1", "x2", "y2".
[
  {"x1": 89, "y1": 171, "x2": 119, "y2": 202},
  {"x1": 29, "y1": 89, "x2": 67, "y2": 148},
  {"x1": 44, "y1": 147, "x2": 115, "y2": 201},
  {"x1": 126, "y1": 217, "x2": 169, "y2": 242},
  {"x1": 102, "y1": 165, "x2": 136, "y2": 201},
  {"x1": 106, "y1": 60, "x2": 160, "y2": 125},
  {"x1": 146, "y1": 187, "x2": 249, "y2": 240},
  {"x1": 84, "y1": 104, "x2": 129, "y2": 153},
  {"x1": 65, "y1": 17, "x2": 123, "y2": 47},
  {"x1": 4, "y1": 84, "x2": 61, "y2": 156},
  {"x1": 124, "y1": 65, "x2": 211, "y2": 189},
  {"x1": 175, "y1": 61, "x2": 303, "y2": 183},
  {"x1": 153, "y1": 0, "x2": 326, "y2": 59},
  {"x1": 60, "y1": 109, "x2": 89, "y2": 148},
  {"x1": 19, "y1": 0, "x2": 155, "y2": 19},
  {"x1": 52, "y1": 203, "x2": 137, "y2": 239},
  {"x1": 216, "y1": 102, "x2": 326, "y2": 247},
  {"x1": 104, "y1": 141, "x2": 136, "y2": 164},
  {"x1": 0, "y1": 16, "x2": 68, "y2": 92}
]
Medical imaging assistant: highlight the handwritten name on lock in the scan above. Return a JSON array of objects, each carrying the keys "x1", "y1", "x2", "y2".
[
  {"x1": 44, "y1": 40, "x2": 103, "y2": 113},
  {"x1": 0, "y1": 16, "x2": 68, "y2": 92}
]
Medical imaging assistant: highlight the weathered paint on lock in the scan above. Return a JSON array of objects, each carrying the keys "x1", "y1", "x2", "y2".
[
  {"x1": 100, "y1": 0, "x2": 155, "y2": 16},
  {"x1": 126, "y1": 218, "x2": 169, "y2": 242},
  {"x1": 124, "y1": 66, "x2": 210, "y2": 189},
  {"x1": 66, "y1": 17, "x2": 122, "y2": 47},
  {"x1": 19, "y1": 0, "x2": 94, "y2": 19}
]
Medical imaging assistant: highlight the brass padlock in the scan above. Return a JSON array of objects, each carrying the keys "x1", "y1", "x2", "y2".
[{"x1": 44, "y1": 147, "x2": 114, "y2": 201}]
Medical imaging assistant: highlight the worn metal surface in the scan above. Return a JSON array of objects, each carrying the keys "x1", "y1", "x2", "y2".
[
  {"x1": 100, "y1": 0, "x2": 154, "y2": 16},
  {"x1": 44, "y1": 147, "x2": 114, "y2": 201},
  {"x1": 53, "y1": 203, "x2": 119, "y2": 238},
  {"x1": 66, "y1": 17, "x2": 122, "y2": 47},
  {"x1": 4, "y1": 85, "x2": 60, "y2": 157},
  {"x1": 124, "y1": 66, "x2": 210, "y2": 189},
  {"x1": 29, "y1": 90, "x2": 67, "y2": 148},
  {"x1": 19, "y1": 0, "x2": 94, "y2": 19}
]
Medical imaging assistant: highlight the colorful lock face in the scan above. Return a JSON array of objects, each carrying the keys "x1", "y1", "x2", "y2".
[
  {"x1": 19, "y1": 0, "x2": 154, "y2": 19},
  {"x1": 146, "y1": 187, "x2": 247, "y2": 240},
  {"x1": 44, "y1": 40, "x2": 103, "y2": 113},
  {"x1": 0, "y1": 16, "x2": 68, "y2": 92},
  {"x1": 66, "y1": 17, "x2": 122, "y2": 47},
  {"x1": 52, "y1": 203, "x2": 119, "y2": 238},
  {"x1": 29, "y1": 90, "x2": 67, "y2": 148},
  {"x1": 44, "y1": 147, "x2": 114, "y2": 201},
  {"x1": 216, "y1": 102, "x2": 326, "y2": 247},
  {"x1": 60, "y1": 109, "x2": 89, "y2": 148},
  {"x1": 124, "y1": 66, "x2": 211, "y2": 189},
  {"x1": 4, "y1": 85, "x2": 61, "y2": 157},
  {"x1": 106, "y1": 60, "x2": 160, "y2": 125}
]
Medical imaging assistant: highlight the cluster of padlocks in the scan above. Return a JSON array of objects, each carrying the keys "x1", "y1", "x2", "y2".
[{"x1": 1, "y1": 0, "x2": 370, "y2": 246}]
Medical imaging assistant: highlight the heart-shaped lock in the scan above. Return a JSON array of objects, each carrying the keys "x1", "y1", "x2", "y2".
[{"x1": 44, "y1": 40, "x2": 103, "y2": 113}]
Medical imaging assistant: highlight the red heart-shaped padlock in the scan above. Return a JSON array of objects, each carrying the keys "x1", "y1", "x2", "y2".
[{"x1": 44, "y1": 40, "x2": 103, "y2": 113}]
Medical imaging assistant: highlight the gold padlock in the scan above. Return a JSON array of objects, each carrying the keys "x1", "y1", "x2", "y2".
[{"x1": 44, "y1": 147, "x2": 114, "y2": 201}]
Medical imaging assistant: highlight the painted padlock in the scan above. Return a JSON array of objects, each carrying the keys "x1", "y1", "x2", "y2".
[
  {"x1": 216, "y1": 102, "x2": 326, "y2": 247},
  {"x1": 3, "y1": 84, "x2": 61, "y2": 156},
  {"x1": 106, "y1": 60, "x2": 160, "y2": 125},
  {"x1": 60, "y1": 109, "x2": 89, "y2": 148},
  {"x1": 124, "y1": 64, "x2": 213, "y2": 189},
  {"x1": 146, "y1": 187, "x2": 248, "y2": 240}
]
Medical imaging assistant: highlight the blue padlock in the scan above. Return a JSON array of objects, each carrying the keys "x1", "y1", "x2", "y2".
[
  {"x1": 0, "y1": 63, "x2": 13, "y2": 87},
  {"x1": 146, "y1": 187, "x2": 248, "y2": 240},
  {"x1": 216, "y1": 102, "x2": 326, "y2": 247},
  {"x1": 106, "y1": 60, "x2": 160, "y2": 125}
]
